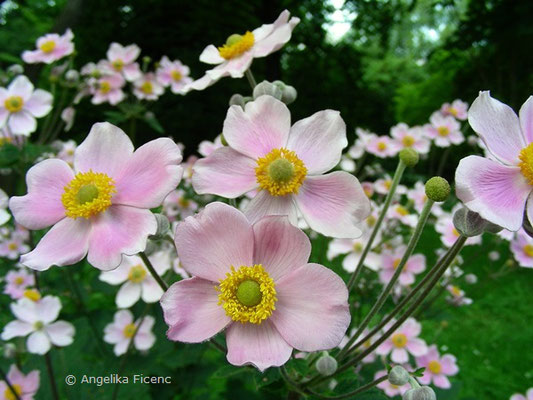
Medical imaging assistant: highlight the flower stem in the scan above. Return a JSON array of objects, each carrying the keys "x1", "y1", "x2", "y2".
[
  {"x1": 44, "y1": 352, "x2": 60, "y2": 400},
  {"x1": 245, "y1": 69, "x2": 257, "y2": 90},
  {"x1": 0, "y1": 366, "x2": 22, "y2": 400},
  {"x1": 338, "y1": 199, "x2": 434, "y2": 360},
  {"x1": 139, "y1": 251, "x2": 168, "y2": 291},
  {"x1": 347, "y1": 160, "x2": 406, "y2": 291},
  {"x1": 306, "y1": 375, "x2": 388, "y2": 399}
]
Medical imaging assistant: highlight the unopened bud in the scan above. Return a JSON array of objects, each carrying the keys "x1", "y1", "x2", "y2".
[
  {"x1": 281, "y1": 85, "x2": 297, "y2": 105},
  {"x1": 388, "y1": 365, "x2": 410, "y2": 386},
  {"x1": 229, "y1": 94, "x2": 246, "y2": 108},
  {"x1": 315, "y1": 352, "x2": 337, "y2": 376},
  {"x1": 65, "y1": 69, "x2": 80, "y2": 82},
  {"x1": 3, "y1": 343, "x2": 17, "y2": 358},
  {"x1": 399, "y1": 148, "x2": 419, "y2": 167},
  {"x1": 7, "y1": 64, "x2": 24, "y2": 75},
  {"x1": 150, "y1": 214, "x2": 170, "y2": 239},
  {"x1": 453, "y1": 207, "x2": 486, "y2": 237},
  {"x1": 253, "y1": 81, "x2": 282, "y2": 100},
  {"x1": 403, "y1": 386, "x2": 436, "y2": 400},
  {"x1": 425, "y1": 177, "x2": 450, "y2": 202}
]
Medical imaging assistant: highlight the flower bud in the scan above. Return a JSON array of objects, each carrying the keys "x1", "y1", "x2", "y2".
[
  {"x1": 388, "y1": 365, "x2": 410, "y2": 386},
  {"x1": 229, "y1": 94, "x2": 246, "y2": 108},
  {"x1": 399, "y1": 148, "x2": 419, "y2": 167},
  {"x1": 3, "y1": 343, "x2": 17, "y2": 359},
  {"x1": 522, "y1": 216, "x2": 533, "y2": 239},
  {"x1": 465, "y1": 273, "x2": 478, "y2": 284},
  {"x1": 453, "y1": 207, "x2": 486, "y2": 237},
  {"x1": 402, "y1": 386, "x2": 436, "y2": 400},
  {"x1": 315, "y1": 352, "x2": 337, "y2": 376},
  {"x1": 424, "y1": 177, "x2": 450, "y2": 202},
  {"x1": 65, "y1": 69, "x2": 80, "y2": 82},
  {"x1": 253, "y1": 81, "x2": 282, "y2": 100},
  {"x1": 7, "y1": 64, "x2": 24, "y2": 76},
  {"x1": 150, "y1": 214, "x2": 170, "y2": 239}
]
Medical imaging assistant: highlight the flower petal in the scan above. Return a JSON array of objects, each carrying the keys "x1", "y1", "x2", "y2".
[
  {"x1": 287, "y1": 110, "x2": 347, "y2": 175},
  {"x1": 37, "y1": 296, "x2": 61, "y2": 324},
  {"x1": 87, "y1": 205, "x2": 157, "y2": 271},
  {"x1": 199, "y1": 44, "x2": 224, "y2": 64},
  {"x1": 252, "y1": 216, "x2": 311, "y2": 281},
  {"x1": 74, "y1": 122, "x2": 134, "y2": 178},
  {"x1": 223, "y1": 96, "x2": 291, "y2": 159},
  {"x1": 113, "y1": 138, "x2": 183, "y2": 208},
  {"x1": 192, "y1": 147, "x2": 258, "y2": 198},
  {"x1": 295, "y1": 172, "x2": 371, "y2": 238},
  {"x1": 45, "y1": 321, "x2": 75, "y2": 346},
  {"x1": 244, "y1": 190, "x2": 298, "y2": 225},
  {"x1": 20, "y1": 218, "x2": 91, "y2": 271},
  {"x1": 174, "y1": 202, "x2": 253, "y2": 281},
  {"x1": 455, "y1": 155, "x2": 530, "y2": 231},
  {"x1": 520, "y1": 96, "x2": 533, "y2": 143},
  {"x1": 161, "y1": 277, "x2": 231, "y2": 343},
  {"x1": 27, "y1": 331, "x2": 51, "y2": 354},
  {"x1": 140, "y1": 279, "x2": 164, "y2": 303},
  {"x1": 8, "y1": 76, "x2": 33, "y2": 100},
  {"x1": 1, "y1": 320, "x2": 33, "y2": 340},
  {"x1": 226, "y1": 319, "x2": 292, "y2": 371},
  {"x1": 9, "y1": 111, "x2": 36, "y2": 136},
  {"x1": 468, "y1": 91, "x2": 525, "y2": 165},
  {"x1": 25, "y1": 89, "x2": 53, "y2": 117},
  {"x1": 270, "y1": 263, "x2": 350, "y2": 351},
  {"x1": 9, "y1": 159, "x2": 73, "y2": 230},
  {"x1": 116, "y1": 281, "x2": 142, "y2": 308},
  {"x1": 253, "y1": 13, "x2": 300, "y2": 58}
]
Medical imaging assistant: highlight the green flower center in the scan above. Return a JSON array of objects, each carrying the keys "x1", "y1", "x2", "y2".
[
  {"x1": 76, "y1": 184, "x2": 99, "y2": 205},
  {"x1": 4, "y1": 96, "x2": 23, "y2": 113},
  {"x1": 236, "y1": 279, "x2": 262, "y2": 307}
]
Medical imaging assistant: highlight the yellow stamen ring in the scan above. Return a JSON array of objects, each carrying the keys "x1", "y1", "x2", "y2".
[
  {"x1": 255, "y1": 148, "x2": 307, "y2": 196},
  {"x1": 218, "y1": 31, "x2": 255, "y2": 60},
  {"x1": 217, "y1": 264, "x2": 276, "y2": 324},
  {"x1": 61, "y1": 170, "x2": 116, "y2": 219}
]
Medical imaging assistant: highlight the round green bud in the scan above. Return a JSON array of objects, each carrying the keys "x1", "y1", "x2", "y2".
[
  {"x1": 253, "y1": 81, "x2": 282, "y2": 100},
  {"x1": 399, "y1": 148, "x2": 419, "y2": 167},
  {"x1": 281, "y1": 85, "x2": 297, "y2": 105},
  {"x1": 315, "y1": 352, "x2": 338, "y2": 376},
  {"x1": 402, "y1": 386, "x2": 436, "y2": 400},
  {"x1": 236, "y1": 280, "x2": 262, "y2": 307},
  {"x1": 425, "y1": 176, "x2": 450, "y2": 202},
  {"x1": 389, "y1": 365, "x2": 410, "y2": 386},
  {"x1": 229, "y1": 93, "x2": 245, "y2": 108}
]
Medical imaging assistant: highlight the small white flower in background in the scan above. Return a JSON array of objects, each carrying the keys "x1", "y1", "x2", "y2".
[
  {"x1": 90, "y1": 73, "x2": 125, "y2": 105},
  {"x1": 156, "y1": 56, "x2": 193, "y2": 94},
  {"x1": 104, "y1": 43, "x2": 142, "y2": 81},
  {"x1": 390, "y1": 123, "x2": 430, "y2": 154},
  {"x1": 3, "y1": 267, "x2": 35, "y2": 300},
  {"x1": 22, "y1": 29, "x2": 74, "y2": 64},
  {"x1": 424, "y1": 112, "x2": 464, "y2": 147},
  {"x1": 1, "y1": 295, "x2": 75, "y2": 355},
  {"x1": 0, "y1": 76, "x2": 53, "y2": 136},
  {"x1": 99, "y1": 250, "x2": 171, "y2": 308},
  {"x1": 0, "y1": 233, "x2": 29, "y2": 260},
  {"x1": 103, "y1": 310, "x2": 155, "y2": 356},
  {"x1": 60, "y1": 107, "x2": 75, "y2": 131},
  {"x1": 446, "y1": 285, "x2": 473, "y2": 306},
  {"x1": 133, "y1": 73, "x2": 165, "y2": 101}
]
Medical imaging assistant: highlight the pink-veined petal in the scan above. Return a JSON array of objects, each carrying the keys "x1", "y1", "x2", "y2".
[{"x1": 244, "y1": 190, "x2": 298, "y2": 225}]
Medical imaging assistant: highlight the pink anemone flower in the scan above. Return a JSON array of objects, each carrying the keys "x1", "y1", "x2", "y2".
[
  {"x1": 103, "y1": 310, "x2": 156, "y2": 356},
  {"x1": 510, "y1": 228, "x2": 533, "y2": 268},
  {"x1": 424, "y1": 112, "x2": 463, "y2": 147},
  {"x1": 90, "y1": 74, "x2": 125, "y2": 105},
  {"x1": 416, "y1": 345, "x2": 459, "y2": 389},
  {"x1": 511, "y1": 389, "x2": 533, "y2": 400},
  {"x1": 132, "y1": 73, "x2": 164, "y2": 101},
  {"x1": 9, "y1": 122, "x2": 183, "y2": 271},
  {"x1": 156, "y1": 56, "x2": 193, "y2": 94},
  {"x1": 0, "y1": 76, "x2": 53, "y2": 136},
  {"x1": 375, "y1": 318, "x2": 428, "y2": 363},
  {"x1": 105, "y1": 43, "x2": 142, "y2": 81},
  {"x1": 0, "y1": 365, "x2": 40, "y2": 400},
  {"x1": 455, "y1": 92, "x2": 533, "y2": 231},
  {"x1": 365, "y1": 246, "x2": 426, "y2": 286},
  {"x1": 160, "y1": 202, "x2": 350, "y2": 371},
  {"x1": 22, "y1": 29, "x2": 74, "y2": 64},
  {"x1": 185, "y1": 10, "x2": 299, "y2": 92},
  {"x1": 192, "y1": 95, "x2": 370, "y2": 238},
  {"x1": 390, "y1": 123, "x2": 430, "y2": 154},
  {"x1": 440, "y1": 99, "x2": 468, "y2": 120}
]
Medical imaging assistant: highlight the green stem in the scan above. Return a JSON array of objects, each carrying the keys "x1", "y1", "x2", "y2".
[
  {"x1": 0, "y1": 366, "x2": 22, "y2": 400},
  {"x1": 338, "y1": 199, "x2": 434, "y2": 360},
  {"x1": 347, "y1": 160, "x2": 406, "y2": 291},
  {"x1": 139, "y1": 251, "x2": 168, "y2": 291},
  {"x1": 44, "y1": 352, "x2": 60, "y2": 400},
  {"x1": 306, "y1": 375, "x2": 388, "y2": 399},
  {"x1": 245, "y1": 69, "x2": 257, "y2": 90}
]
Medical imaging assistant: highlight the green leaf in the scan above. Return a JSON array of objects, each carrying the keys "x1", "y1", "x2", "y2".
[
  {"x1": 143, "y1": 114, "x2": 165, "y2": 134},
  {"x1": 0, "y1": 143, "x2": 20, "y2": 167}
]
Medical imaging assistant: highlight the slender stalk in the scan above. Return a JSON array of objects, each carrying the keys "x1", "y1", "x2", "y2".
[
  {"x1": 0, "y1": 366, "x2": 22, "y2": 400},
  {"x1": 306, "y1": 375, "x2": 388, "y2": 399},
  {"x1": 338, "y1": 199, "x2": 434, "y2": 360},
  {"x1": 347, "y1": 160, "x2": 406, "y2": 291},
  {"x1": 245, "y1": 69, "x2": 257, "y2": 89},
  {"x1": 44, "y1": 352, "x2": 60, "y2": 400},
  {"x1": 139, "y1": 251, "x2": 168, "y2": 291}
]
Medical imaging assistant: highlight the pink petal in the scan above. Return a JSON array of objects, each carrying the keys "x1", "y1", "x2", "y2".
[
  {"x1": 1, "y1": 320, "x2": 33, "y2": 340},
  {"x1": 252, "y1": 14, "x2": 300, "y2": 58},
  {"x1": 74, "y1": 122, "x2": 134, "y2": 178},
  {"x1": 223, "y1": 96, "x2": 290, "y2": 159},
  {"x1": 22, "y1": 370, "x2": 40, "y2": 393},
  {"x1": 25, "y1": 89, "x2": 53, "y2": 117},
  {"x1": 407, "y1": 254, "x2": 426, "y2": 273},
  {"x1": 270, "y1": 263, "x2": 350, "y2": 352},
  {"x1": 455, "y1": 155, "x2": 530, "y2": 231},
  {"x1": 87, "y1": 205, "x2": 157, "y2": 271},
  {"x1": 391, "y1": 348, "x2": 408, "y2": 363},
  {"x1": 295, "y1": 172, "x2": 371, "y2": 238},
  {"x1": 161, "y1": 277, "x2": 231, "y2": 343},
  {"x1": 433, "y1": 374, "x2": 451, "y2": 389},
  {"x1": 36, "y1": 296, "x2": 61, "y2": 323},
  {"x1": 27, "y1": 331, "x2": 51, "y2": 354},
  {"x1": 226, "y1": 319, "x2": 292, "y2": 371},
  {"x1": 116, "y1": 281, "x2": 142, "y2": 308},
  {"x1": 375, "y1": 339, "x2": 393, "y2": 355},
  {"x1": 45, "y1": 321, "x2": 74, "y2": 346},
  {"x1": 9, "y1": 159, "x2": 73, "y2": 230},
  {"x1": 468, "y1": 91, "x2": 525, "y2": 165},
  {"x1": 440, "y1": 354, "x2": 459, "y2": 375},
  {"x1": 134, "y1": 330, "x2": 155, "y2": 350},
  {"x1": 0, "y1": 108, "x2": 8, "y2": 126},
  {"x1": 113, "y1": 138, "x2": 183, "y2": 208},
  {"x1": 252, "y1": 216, "x2": 311, "y2": 281},
  {"x1": 287, "y1": 110, "x2": 347, "y2": 175},
  {"x1": 402, "y1": 318, "x2": 421, "y2": 337},
  {"x1": 520, "y1": 96, "x2": 533, "y2": 143},
  {"x1": 244, "y1": 190, "x2": 298, "y2": 225},
  {"x1": 8, "y1": 76, "x2": 33, "y2": 101},
  {"x1": 174, "y1": 202, "x2": 253, "y2": 282},
  {"x1": 20, "y1": 218, "x2": 91, "y2": 271},
  {"x1": 140, "y1": 279, "x2": 164, "y2": 303},
  {"x1": 405, "y1": 337, "x2": 428, "y2": 356},
  {"x1": 9, "y1": 111, "x2": 36, "y2": 136},
  {"x1": 192, "y1": 147, "x2": 258, "y2": 198}
]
